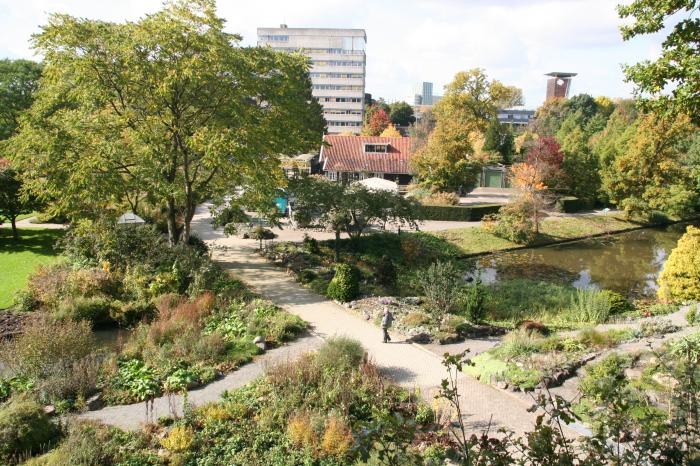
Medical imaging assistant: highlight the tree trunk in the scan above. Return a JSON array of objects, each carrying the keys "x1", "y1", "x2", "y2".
[
  {"x1": 334, "y1": 229, "x2": 340, "y2": 262},
  {"x1": 10, "y1": 216, "x2": 18, "y2": 240},
  {"x1": 181, "y1": 197, "x2": 195, "y2": 245},
  {"x1": 166, "y1": 198, "x2": 178, "y2": 246}
]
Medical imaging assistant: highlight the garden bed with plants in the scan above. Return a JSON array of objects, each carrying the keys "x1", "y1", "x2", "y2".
[
  {"x1": 0, "y1": 220, "x2": 307, "y2": 414},
  {"x1": 465, "y1": 318, "x2": 683, "y2": 392}
]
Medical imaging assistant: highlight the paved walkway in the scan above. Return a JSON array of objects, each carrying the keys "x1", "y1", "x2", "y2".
[
  {"x1": 0, "y1": 216, "x2": 66, "y2": 230},
  {"x1": 192, "y1": 203, "x2": 555, "y2": 435},
  {"x1": 76, "y1": 334, "x2": 322, "y2": 430}
]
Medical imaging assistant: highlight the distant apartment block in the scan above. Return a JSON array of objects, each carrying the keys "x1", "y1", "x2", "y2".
[
  {"x1": 257, "y1": 25, "x2": 367, "y2": 134},
  {"x1": 545, "y1": 72, "x2": 577, "y2": 100},
  {"x1": 412, "y1": 81, "x2": 442, "y2": 107},
  {"x1": 497, "y1": 108, "x2": 535, "y2": 128}
]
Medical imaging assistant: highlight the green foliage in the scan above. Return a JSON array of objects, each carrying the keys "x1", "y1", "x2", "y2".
[
  {"x1": 0, "y1": 397, "x2": 60, "y2": 463},
  {"x1": 687, "y1": 307, "x2": 697, "y2": 325},
  {"x1": 483, "y1": 200, "x2": 535, "y2": 245},
  {"x1": 416, "y1": 260, "x2": 463, "y2": 317},
  {"x1": 316, "y1": 337, "x2": 365, "y2": 371},
  {"x1": 388, "y1": 101, "x2": 416, "y2": 127},
  {"x1": 599, "y1": 290, "x2": 634, "y2": 315},
  {"x1": 659, "y1": 225, "x2": 700, "y2": 302},
  {"x1": 416, "y1": 203, "x2": 501, "y2": 221},
  {"x1": 110, "y1": 359, "x2": 161, "y2": 402},
  {"x1": 0, "y1": 59, "x2": 43, "y2": 140},
  {"x1": 567, "y1": 288, "x2": 611, "y2": 324},
  {"x1": 555, "y1": 196, "x2": 589, "y2": 213},
  {"x1": 0, "y1": 163, "x2": 41, "y2": 240},
  {"x1": 326, "y1": 264, "x2": 360, "y2": 303},
  {"x1": 462, "y1": 275, "x2": 487, "y2": 323},
  {"x1": 54, "y1": 295, "x2": 115, "y2": 327},
  {"x1": 483, "y1": 119, "x2": 515, "y2": 164},
  {"x1": 375, "y1": 255, "x2": 397, "y2": 287},
  {"x1": 485, "y1": 279, "x2": 578, "y2": 324}
]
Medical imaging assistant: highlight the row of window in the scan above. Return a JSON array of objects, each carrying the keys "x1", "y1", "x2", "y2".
[
  {"x1": 318, "y1": 97, "x2": 362, "y2": 103},
  {"x1": 312, "y1": 60, "x2": 364, "y2": 67},
  {"x1": 309, "y1": 72, "x2": 364, "y2": 79},
  {"x1": 328, "y1": 121, "x2": 362, "y2": 127},
  {"x1": 324, "y1": 109, "x2": 363, "y2": 115},
  {"x1": 313, "y1": 84, "x2": 363, "y2": 91},
  {"x1": 272, "y1": 47, "x2": 363, "y2": 55},
  {"x1": 326, "y1": 172, "x2": 382, "y2": 181},
  {"x1": 259, "y1": 35, "x2": 288, "y2": 42}
]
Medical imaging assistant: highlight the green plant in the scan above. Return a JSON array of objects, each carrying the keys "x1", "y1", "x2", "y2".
[
  {"x1": 687, "y1": 307, "x2": 697, "y2": 326},
  {"x1": 0, "y1": 397, "x2": 60, "y2": 463},
  {"x1": 326, "y1": 264, "x2": 360, "y2": 303},
  {"x1": 415, "y1": 402, "x2": 435, "y2": 425},
  {"x1": 484, "y1": 201, "x2": 535, "y2": 244},
  {"x1": 375, "y1": 255, "x2": 397, "y2": 288},
  {"x1": 54, "y1": 295, "x2": 115, "y2": 326},
  {"x1": 110, "y1": 359, "x2": 161, "y2": 402},
  {"x1": 111, "y1": 300, "x2": 156, "y2": 327},
  {"x1": 637, "y1": 318, "x2": 680, "y2": 337},
  {"x1": 658, "y1": 225, "x2": 700, "y2": 302},
  {"x1": 599, "y1": 290, "x2": 634, "y2": 315},
  {"x1": 416, "y1": 260, "x2": 463, "y2": 318},
  {"x1": 494, "y1": 329, "x2": 545, "y2": 359},
  {"x1": 462, "y1": 275, "x2": 487, "y2": 323},
  {"x1": 402, "y1": 312, "x2": 432, "y2": 327},
  {"x1": 302, "y1": 234, "x2": 319, "y2": 254},
  {"x1": 567, "y1": 288, "x2": 611, "y2": 324},
  {"x1": 316, "y1": 337, "x2": 365, "y2": 371}
]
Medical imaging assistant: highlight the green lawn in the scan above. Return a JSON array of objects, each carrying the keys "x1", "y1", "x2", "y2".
[
  {"x1": 432, "y1": 214, "x2": 643, "y2": 255},
  {"x1": 0, "y1": 228, "x2": 64, "y2": 309}
]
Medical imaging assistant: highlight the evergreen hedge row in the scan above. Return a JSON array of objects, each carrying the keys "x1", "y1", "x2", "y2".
[{"x1": 416, "y1": 204, "x2": 502, "y2": 221}]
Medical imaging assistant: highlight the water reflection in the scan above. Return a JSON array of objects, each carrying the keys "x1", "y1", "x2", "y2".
[{"x1": 466, "y1": 222, "x2": 698, "y2": 297}]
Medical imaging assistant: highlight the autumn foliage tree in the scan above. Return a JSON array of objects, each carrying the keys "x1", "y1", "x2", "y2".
[
  {"x1": 362, "y1": 107, "x2": 390, "y2": 136},
  {"x1": 379, "y1": 124, "x2": 402, "y2": 138}
]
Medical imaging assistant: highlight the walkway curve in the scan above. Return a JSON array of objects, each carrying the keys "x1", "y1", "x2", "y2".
[{"x1": 191, "y1": 203, "x2": 553, "y2": 435}]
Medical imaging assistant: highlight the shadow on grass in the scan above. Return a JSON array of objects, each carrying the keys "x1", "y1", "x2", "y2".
[{"x1": 0, "y1": 228, "x2": 64, "y2": 256}]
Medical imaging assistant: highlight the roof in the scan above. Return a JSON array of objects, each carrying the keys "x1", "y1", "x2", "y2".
[
  {"x1": 117, "y1": 212, "x2": 145, "y2": 225},
  {"x1": 320, "y1": 136, "x2": 412, "y2": 175},
  {"x1": 545, "y1": 72, "x2": 577, "y2": 78}
]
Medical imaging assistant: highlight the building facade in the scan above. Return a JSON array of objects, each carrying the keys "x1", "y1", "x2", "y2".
[
  {"x1": 545, "y1": 72, "x2": 577, "y2": 100},
  {"x1": 497, "y1": 108, "x2": 535, "y2": 128},
  {"x1": 257, "y1": 25, "x2": 366, "y2": 134},
  {"x1": 319, "y1": 135, "x2": 413, "y2": 189}
]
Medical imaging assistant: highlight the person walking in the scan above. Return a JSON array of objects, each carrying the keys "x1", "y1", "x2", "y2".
[{"x1": 381, "y1": 307, "x2": 393, "y2": 343}]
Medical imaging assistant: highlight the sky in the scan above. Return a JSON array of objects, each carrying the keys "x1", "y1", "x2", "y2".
[{"x1": 0, "y1": 0, "x2": 674, "y2": 108}]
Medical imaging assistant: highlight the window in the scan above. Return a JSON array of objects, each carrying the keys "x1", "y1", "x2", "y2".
[
  {"x1": 313, "y1": 84, "x2": 363, "y2": 91},
  {"x1": 259, "y1": 35, "x2": 288, "y2": 42},
  {"x1": 329, "y1": 121, "x2": 361, "y2": 127},
  {"x1": 318, "y1": 97, "x2": 362, "y2": 103},
  {"x1": 311, "y1": 60, "x2": 364, "y2": 67},
  {"x1": 364, "y1": 144, "x2": 389, "y2": 153}
]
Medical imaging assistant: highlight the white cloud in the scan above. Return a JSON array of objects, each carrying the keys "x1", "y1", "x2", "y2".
[{"x1": 0, "y1": 0, "x2": 674, "y2": 107}]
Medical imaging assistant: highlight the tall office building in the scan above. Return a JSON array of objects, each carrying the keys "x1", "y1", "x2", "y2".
[
  {"x1": 413, "y1": 81, "x2": 434, "y2": 106},
  {"x1": 257, "y1": 25, "x2": 366, "y2": 134},
  {"x1": 545, "y1": 72, "x2": 577, "y2": 100}
]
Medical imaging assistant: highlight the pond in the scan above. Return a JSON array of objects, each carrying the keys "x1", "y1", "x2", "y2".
[
  {"x1": 468, "y1": 221, "x2": 698, "y2": 297},
  {"x1": 94, "y1": 328, "x2": 132, "y2": 351}
]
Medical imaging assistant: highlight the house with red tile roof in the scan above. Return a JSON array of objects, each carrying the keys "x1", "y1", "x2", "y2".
[{"x1": 318, "y1": 135, "x2": 413, "y2": 188}]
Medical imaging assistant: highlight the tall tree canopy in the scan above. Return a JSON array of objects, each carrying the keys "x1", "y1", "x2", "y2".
[
  {"x1": 482, "y1": 119, "x2": 515, "y2": 164},
  {"x1": 618, "y1": 0, "x2": 700, "y2": 123},
  {"x1": 388, "y1": 101, "x2": 416, "y2": 127},
  {"x1": 0, "y1": 159, "x2": 40, "y2": 239},
  {"x1": 10, "y1": 0, "x2": 324, "y2": 245},
  {"x1": 362, "y1": 107, "x2": 390, "y2": 136},
  {"x1": 411, "y1": 69, "x2": 522, "y2": 192},
  {"x1": 0, "y1": 59, "x2": 43, "y2": 141}
]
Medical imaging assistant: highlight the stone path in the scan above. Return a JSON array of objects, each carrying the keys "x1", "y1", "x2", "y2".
[
  {"x1": 76, "y1": 334, "x2": 322, "y2": 430},
  {"x1": 191, "y1": 203, "x2": 561, "y2": 436}
]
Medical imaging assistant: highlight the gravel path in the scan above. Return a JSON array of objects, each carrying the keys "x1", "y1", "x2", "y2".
[
  {"x1": 191, "y1": 203, "x2": 567, "y2": 436},
  {"x1": 75, "y1": 334, "x2": 322, "y2": 430}
]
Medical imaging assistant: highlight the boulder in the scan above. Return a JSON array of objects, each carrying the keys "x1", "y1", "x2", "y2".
[
  {"x1": 407, "y1": 332, "x2": 432, "y2": 344},
  {"x1": 86, "y1": 393, "x2": 103, "y2": 411}
]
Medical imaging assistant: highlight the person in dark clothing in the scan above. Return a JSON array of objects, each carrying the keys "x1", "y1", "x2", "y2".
[{"x1": 381, "y1": 307, "x2": 393, "y2": 343}]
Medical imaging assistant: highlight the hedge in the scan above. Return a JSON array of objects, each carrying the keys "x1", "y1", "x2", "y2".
[
  {"x1": 556, "y1": 196, "x2": 594, "y2": 213},
  {"x1": 417, "y1": 204, "x2": 502, "y2": 221}
]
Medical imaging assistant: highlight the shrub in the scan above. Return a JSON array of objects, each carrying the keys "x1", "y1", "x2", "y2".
[
  {"x1": 416, "y1": 204, "x2": 501, "y2": 221},
  {"x1": 422, "y1": 191, "x2": 460, "y2": 206},
  {"x1": 0, "y1": 397, "x2": 60, "y2": 463},
  {"x1": 644, "y1": 303, "x2": 679, "y2": 317},
  {"x1": 321, "y1": 415, "x2": 353, "y2": 458},
  {"x1": 403, "y1": 312, "x2": 432, "y2": 327},
  {"x1": 298, "y1": 269, "x2": 317, "y2": 284},
  {"x1": 316, "y1": 337, "x2": 365, "y2": 371},
  {"x1": 687, "y1": 307, "x2": 697, "y2": 326},
  {"x1": 302, "y1": 234, "x2": 320, "y2": 254},
  {"x1": 579, "y1": 353, "x2": 633, "y2": 400},
  {"x1": 375, "y1": 255, "x2": 397, "y2": 287},
  {"x1": 326, "y1": 264, "x2": 359, "y2": 303},
  {"x1": 484, "y1": 201, "x2": 535, "y2": 245},
  {"x1": 462, "y1": 276, "x2": 487, "y2": 323},
  {"x1": 110, "y1": 300, "x2": 156, "y2": 327},
  {"x1": 161, "y1": 425, "x2": 194, "y2": 452},
  {"x1": 637, "y1": 319, "x2": 680, "y2": 337},
  {"x1": 495, "y1": 329, "x2": 544, "y2": 359},
  {"x1": 567, "y1": 288, "x2": 611, "y2": 324},
  {"x1": 54, "y1": 296, "x2": 115, "y2": 326},
  {"x1": 658, "y1": 225, "x2": 700, "y2": 302},
  {"x1": 287, "y1": 412, "x2": 317, "y2": 449},
  {"x1": 25, "y1": 421, "x2": 113, "y2": 466},
  {"x1": 599, "y1": 290, "x2": 634, "y2": 315},
  {"x1": 416, "y1": 261, "x2": 463, "y2": 317}
]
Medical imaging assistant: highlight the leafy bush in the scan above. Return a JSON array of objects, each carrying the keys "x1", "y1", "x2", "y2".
[
  {"x1": 0, "y1": 397, "x2": 60, "y2": 463},
  {"x1": 483, "y1": 201, "x2": 535, "y2": 244},
  {"x1": 417, "y1": 204, "x2": 501, "y2": 221},
  {"x1": 462, "y1": 276, "x2": 487, "y2": 323},
  {"x1": 494, "y1": 329, "x2": 545, "y2": 359},
  {"x1": 416, "y1": 260, "x2": 463, "y2": 318},
  {"x1": 643, "y1": 302, "x2": 679, "y2": 317},
  {"x1": 108, "y1": 359, "x2": 161, "y2": 402},
  {"x1": 302, "y1": 234, "x2": 319, "y2": 254},
  {"x1": 599, "y1": 290, "x2": 634, "y2": 315},
  {"x1": 637, "y1": 318, "x2": 680, "y2": 337},
  {"x1": 687, "y1": 307, "x2": 697, "y2": 325},
  {"x1": 110, "y1": 300, "x2": 156, "y2": 327},
  {"x1": 422, "y1": 191, "x2": 460, "y2": 206},
  {"x1": 375, "y1": 255, "x2": 397, "y2": 287},
  {"x1": 326, "y1": 264, "x2": 360, "y2": 302},
  {"x1": 54, "y1": 296, "x2": 115, "y2": 326},
  {"x1": 161, "y1": 425, "x2": 194, "y2": 452},
  {"x1": 567, "y1": 288, "x2": 611, "y2": 324},
  {"x1": 579, "y1": 353, "x2": 633, "y2": 401},
  {"x1": 658, "y1": 225, "x2": 700, "y2": 302},
  {"x1": 316, "y1": 337, "x2": 365, "y2": 371}
]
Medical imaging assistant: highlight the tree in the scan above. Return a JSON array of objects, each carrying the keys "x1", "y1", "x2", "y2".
[
  {"x1": 10, "y1": 0, "x2": 324, "y2": 246},
  {"x1": 560, "y1": 126, "x2": 601, "y2": 204},
  {"x1": 0, "y1": 59, "x2": 42, "y2": 140},
  {"x1": 387, "y1": 101, "x2": 415, "y2": 126},
  {"x1": 362, "y1": 107, "x2": 390, "y2": 136},
  {"x1": 411, "y1": 69, "x2": 521, "y2": 192},
  {"x1": 658, "y1": 225, "x2": 700, "y2": 302},
  {"x1": 603, "y1": 112, "x2": 698, "y2": 218},
  {"x1": 379, "y1": 124, "x2": 401, "y2": 138},
  {"x1": 482, "y1": 119, "x2": 515, "y2": 164},
  {"x1": 408, "y1": 109, "x2": 436, "y2": 152},
  {"x1": 289, "y1": 176, "x2": 418, "y2": 260},
  {"x1": 618, "y1": 0, "x2": 700, "y2": 123},
  {"x1": 0, "y1": 159, "x2": 40, "y2": 239}
]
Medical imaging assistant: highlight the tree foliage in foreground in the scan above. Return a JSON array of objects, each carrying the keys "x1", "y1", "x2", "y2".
[
  {"x1": 659, "y1": 225, "x2": 700, "y2": 302},
  {"x1": 10, "y1": 0, "x2": 324, "y2": 245},
  {"x1": 0, "y1": 59, "x2": 43, "y2": 141}
]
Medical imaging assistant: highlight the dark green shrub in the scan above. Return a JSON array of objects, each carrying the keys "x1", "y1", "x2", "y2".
[
  {"x1": 555, "y1": 196, "x2": 591, "y2": 213},
  {"x1": 316, "y1": 337, "x2": 365, "y2": 371},
  {"x1": 54, "y1": 296, "x2": 115, "y2": 326},
  {"x1": 0, "y1": 397, "x2": 60, "y2": 463},
  {"x1": 687, "y1": 308, "x2": 697, "y2": 325},
  {"x1": 110, "y1": 300, "x2": 157, "y2": 327},
  {"x1": 326, "y1": 264, "x2": 359, "y2": 303},
  {"x1": 462, "y1": 276, "x2": 487, "y2": 323},
  {"x1": 599, "y1": 290, "x2": 634, "y2": 315},
  {"x1": 416, "y1": 204, "x2": 501, "y2": 221},
  {"x1": 302, "y1": 234, "x2": 319, "y2": 254},
  {"x1": 298, "y1": 269, "x2": 317, "y2": 284},
  {"x1": 484, "y1": 202, "x2": 535, "y2": 245},
  {"x1": 416, "y1": 261, "x2": 462, "y2": 317},
  {"x1": 375, "y1": 255, "x2": 397, "y2": 287}
]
